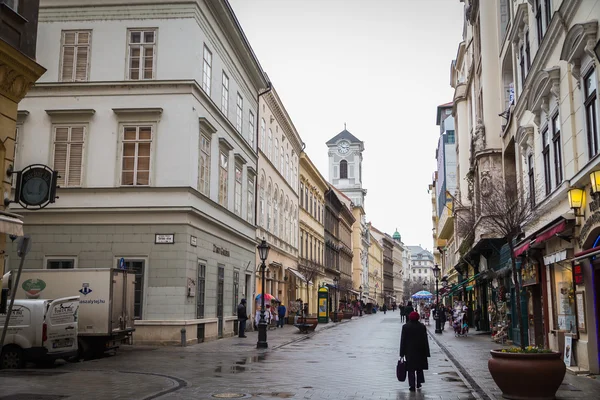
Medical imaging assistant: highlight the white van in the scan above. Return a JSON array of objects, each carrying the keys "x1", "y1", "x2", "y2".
[{"x1": 0, "y1": 296, "x2": 79, "y2": 368}]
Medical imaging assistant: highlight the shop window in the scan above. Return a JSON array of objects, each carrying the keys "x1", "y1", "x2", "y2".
[{"x1": 551, "y1": 264, "x2": 576, "y2": 333}]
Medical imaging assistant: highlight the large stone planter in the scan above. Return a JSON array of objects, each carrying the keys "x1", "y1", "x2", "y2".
[
  {"x1": 342, "y1": 312, "x2": 353, "y2": 320},
  {"x1": 297, "y1": 317, "x2": 318, "y2": 331},
  {"x1": 488, "y1": 350, "x2": 565, "y2": 400}
]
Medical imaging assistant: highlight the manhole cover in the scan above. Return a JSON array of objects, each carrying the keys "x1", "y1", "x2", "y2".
[
  {"x1": 0, "y1": 395, "x2": 67, "y2": 400},
  {"x1": 211, "y1": 394, "x2": 249, "y2": 399}
]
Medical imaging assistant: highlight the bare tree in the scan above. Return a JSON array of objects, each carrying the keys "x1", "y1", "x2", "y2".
[
  {"x1": 463, "y1": 178, "x2": 542, "y2": 349},
  {"x1": 297, "y1": 259, "x2": 321, "y2": 319}
]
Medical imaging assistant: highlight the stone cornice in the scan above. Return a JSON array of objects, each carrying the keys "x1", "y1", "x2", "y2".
[
  {"x1": 560, "y1": 20, "x2": 598, "y2": 82},
  {"x1": 264, "y1": 89, "x2": 303, "y2": 155},
  {"x1": 0, "y1": 39, "x2": 46, "y2": 103}
]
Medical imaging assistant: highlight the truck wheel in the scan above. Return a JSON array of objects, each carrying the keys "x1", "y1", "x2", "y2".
[{"x1": 1, "y1": 345, "x2": 25, "y2": 369}]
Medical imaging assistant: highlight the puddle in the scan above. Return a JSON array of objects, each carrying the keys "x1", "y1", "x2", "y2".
[{"x1": 250, "y1": 393, "x2": 294, "y2": 399}]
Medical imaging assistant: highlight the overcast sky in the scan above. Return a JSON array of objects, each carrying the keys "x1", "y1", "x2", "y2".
[{"x1": 230, "y1": 0, "x2": 464, "y2": 251}]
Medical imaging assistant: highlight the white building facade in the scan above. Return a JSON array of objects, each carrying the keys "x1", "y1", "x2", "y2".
[{"x1": 8, "y1": 0, "x2": 267, "y2": 344}]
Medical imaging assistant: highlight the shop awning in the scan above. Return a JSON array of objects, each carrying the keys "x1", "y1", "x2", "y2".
[
  {"x1": 288, "y1": 268, "x2": 313, "y2": 285},
  {"x1": 514, "y1": 218, "x2": 569, "y2": 257},
  {"x1": 574, "y1": 246, "x2": 600, "y2": 261},
  {"x1": 348, "y1": 289, "x2": 360, "y2": 295},
  {"x1": 0, "y1": 212, "x2": 23, "y2": 236},
  {"x1": 513, "y1": 241, "x2": 530, "y2": 257}
]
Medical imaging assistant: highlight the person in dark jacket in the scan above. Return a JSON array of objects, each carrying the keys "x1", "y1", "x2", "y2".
[
  {"x1": 277, "y1": 303, "x2": 286, "y2": 328},
  {"x1": 399, "y1": 304, "x2": 405, "y2": 322},
  {"x1": 237, "y1": 299, "x2": 248, "y2": 338},
  {"x1": 400, "y1": 311, "x2": 431, "y2": 392},
  {"x1": 404, "y1": 301, "x2": 415, "y2": 315}
]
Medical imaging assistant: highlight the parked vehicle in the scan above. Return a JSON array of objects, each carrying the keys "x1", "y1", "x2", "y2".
[
  {"x1": 3, "y1": 268, "x2": 135, "y2": 359},
  {"x1": 0, "y1": 296, "x2": 79, "y2": 369}
]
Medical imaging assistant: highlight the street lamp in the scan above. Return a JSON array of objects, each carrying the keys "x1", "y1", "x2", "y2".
[
  {"x1": 333, "y1": 276, "x2": 339, "y2": 322},
  {"x1": 256, "y1": 239, "x2": 270, "y2": 349},
  {"x1": 433, "y1": 264, "x2": 442, "y2": 334},
  {"x1": 359, "y1": 285, "x2": 363, "y2": 316}
]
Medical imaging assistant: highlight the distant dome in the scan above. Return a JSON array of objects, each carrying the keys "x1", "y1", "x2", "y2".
[{"x1": 393, "y1": 229, "x2": 401, "y2": 242}]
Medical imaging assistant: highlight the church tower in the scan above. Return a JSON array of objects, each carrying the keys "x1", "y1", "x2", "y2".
[{"x1": 326, "y1": 125, "x2": 367, "y2": 208}]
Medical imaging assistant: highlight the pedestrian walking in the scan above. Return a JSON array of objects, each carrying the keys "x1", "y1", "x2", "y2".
[
  {"x1": 399, "y1": 311, "x2": 431, "y2": 392},
  {"x1": 438, "y1": 304, "x2": 446, "y2": 330},
  {"x1": 382, "y1": 304, "x2": 387, "y2": 314},
  {"x1": 404, "y1": 301, "x2": 415, "y2": 315},
  {"x1": 277, "y1": 302, "x2": 286, "y2": 328},
  {"x1": 237, "y1": 299, "x2": 248, "y2": 338},
  {"x1": 399, "y1": 304, "x2": 405, "y2": 322}
]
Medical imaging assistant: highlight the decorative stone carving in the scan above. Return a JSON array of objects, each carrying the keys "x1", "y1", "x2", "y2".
[
  {"x1": 480, "y1": 170, "x2": 492, "y2": 196},
  {"x1": 0, "y1": 40, "x2": 46, "y2": 103},
  {"x1": 560, "y1": 21, "x2": 598, "y2": 84},
  {"x1": 473, "y1": 119, "x2": 486, "y2": 154},
  {"x1": 528, "y1": 67, "x2": 561, "y2": 125},
  {"x1": 517, "y1": 126, "x2": 535, "y2": 154}
]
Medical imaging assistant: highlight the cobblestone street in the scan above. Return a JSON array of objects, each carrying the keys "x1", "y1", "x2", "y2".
[{"x1": 1, "y1": 312, "x2": 599, "y2": 399}]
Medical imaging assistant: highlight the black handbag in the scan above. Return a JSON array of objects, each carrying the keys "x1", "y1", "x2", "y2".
[{"x1": 396, "y1": 358, "x2": 407, "y2": 381}]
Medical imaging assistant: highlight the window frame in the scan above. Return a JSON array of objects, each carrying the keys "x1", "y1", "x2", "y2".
[
  {"x1": 234, "y1": 164, "x2": 242, "y2": 216},
  {"x1": 198, "y1": 133, "x2": 211, "y2": 196},
  {"x1": 119, "y1": 124, "x2": 154, "y2": 187},
  {"x1": 236, "y1": 93, "x2": 243, "y2": 133},
  {"x1": 126, "y1": 28, "x2": 157, "y2": 81},
  {"x1": 528, "y1": 153, "x2": 535, "y2": 208},
  {"x1": 542, "y1": 125, "x2": 551, "y2": 195},
  {"x1": 197, "y1": 261, "x2": 206, "y2": 319},
  {"x1": 260, "y1": 118, "x2": 266, "y2": 150},
  {"x1": 51, "y1": 124, "x2": 86, "y2": 188},
  {"x1": 44, "y1": 256, "x2": 78, "y2": 269},
  {"x1": 113, "y1": 257, "x2": 148, "y2": 320},
  {"x1": 59, "y1": 30, "x2": 92, "y2": 82},
  {"x1": 221, "y1": 72, "x2": 229, "y2": 116},
  {"x1": 248, "y1": 110, "x2": 255, "y2": 148},
  {"x1": 551, "y1": 112, "x2": 563, "y2": 186},
  {"x1": 202, "y1": 45, "x2": 212, "y2": 95},
  {"x1": 584, "y1": 67, "x2": 599, "y2": 159},
  {"x1": 218, "y1": 150, "x2": 229, "y2": 207},
  {"x1": 247, "y1": 175, "x2": 255, "y2": 224},
  {"x1": 340, "y1": 159, "x2": 348, "y2": 179}
]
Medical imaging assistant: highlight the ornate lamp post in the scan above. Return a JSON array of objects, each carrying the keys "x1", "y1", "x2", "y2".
[
  {"x1": 256, "y1": 239, "x2": 270, "y2": 349},
  {"x1": 333, "y1": 276, "x2": 339, "y2": 322},
  {"x1": 359, "y1": 285, "x2": 363, "y2": 316},
  {"x1": 441, "y1": 275, "x2": 448, "y2": 306},
  {"x1": 433, "y1": 264, "x2": 442, "y2": 334}
]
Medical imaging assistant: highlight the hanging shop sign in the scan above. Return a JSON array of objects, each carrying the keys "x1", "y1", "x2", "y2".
[
  {"x1": 12, "y1": 164, "x2": 59, "y2": 209},
  {"x1": 521, "y1": 262, "x2": 539, "y2": 287},
  {"x1": 573, "y1": 264, "x2": 584, "y2": 285}
]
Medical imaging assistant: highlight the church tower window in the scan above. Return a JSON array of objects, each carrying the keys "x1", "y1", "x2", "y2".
[{"x1": 340, "y1": 160, "x2": 348, "y2": 179}]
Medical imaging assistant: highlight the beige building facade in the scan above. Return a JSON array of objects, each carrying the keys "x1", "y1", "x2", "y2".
[{"x1": 368, "y1": 228, "x2": 383, "y2": 305}]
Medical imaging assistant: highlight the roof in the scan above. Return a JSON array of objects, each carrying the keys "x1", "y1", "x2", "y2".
[
  {"x1": 326, "y1": 129, "x2": 362, "y2": 145},
  {"x1": 407, "y1": 245, "x2": 434, "y2": 260},
  {"x1": 436, "y1": 102, "x2": 453, "y2": 125}
]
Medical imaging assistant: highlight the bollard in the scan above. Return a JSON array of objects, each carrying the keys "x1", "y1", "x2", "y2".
[{"x1": 180, "y1": 328, "x2": 187, "y2": 347}]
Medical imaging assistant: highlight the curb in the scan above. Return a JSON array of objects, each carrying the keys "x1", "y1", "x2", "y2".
[{"x1": 426, "y1": 330, "x2": 493, "y2": 400}]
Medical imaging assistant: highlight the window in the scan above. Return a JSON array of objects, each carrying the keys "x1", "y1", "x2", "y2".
[
  {"x1": 584, "y1": 68, "x2": 599, "y2": 158},
  {"x1": 300, "y1": 183, "x2": 304, "y2": 208},
  {"x1": 46, "y1": 258, "x2": 75, "y2": 269},
  {"x1": 309, "y1": 192, "x2": 313, "y2": 216},
  {"x1": 260, "y1": 118, "x2": 266, "y2": 150},
  {"x1": 197, "y1": 262, "x2": 206, "y2": 318},
  {"x1": 233, "y1": 270, "x2": 239, "y2": 316},
  {"x1": 199, "y1": 134, "x2": 210, "y2": 196},
  {"x1": 267, "y1": 129, "x2": 273, "y2": 160},
  {"x1": 340, "y1": 160, "x2": 348, "y2": 179},
  {"x1": 285, "y1": 154, "x2": 290, "y2": 182},
  {"x1": 552, "y1": 114, "x2": 563, "y2": 186},
  {"x1": 520, "y1": 44, "x2": 526, "y2": 88},
  {"x1": 202, "y1": 45, "x2": 212, "y2": 94},
  {"x1": 525, "y1": 31, "x2": 531, "y2": 70},
  {"x1": 280, "y1": 146, "x2": 284, "y2": 173},
  {"x1": 274, "y1": 197, "x2": 279, "y2": 236},
  {"x1": 259, "y1": 177, "x2": 265, "y2": 226},
  {"x1": 53, "y1": 125, "x2": 85, "y2": 187},
  {"x1": 121, "y1": 260, "x2": 145, "y2": 319},
  {"x1": 545, "y1": 0, "x2": 552, "y2": 28},
  {"x1": 60, "y1": 31, "x2": 91, "y2": 82},
  {"x1": 219, "y1": 151, "x2": 228, "y2": 207},
  {"x1": 247, "y1": 176, "x2": 255, "y2": 223},
  {"x1": 234, "y1": 165, "x2": 242, "y2": 216},
  {"x1": 300, "y1": 231, "x2": 303, "y2": 256},
  {"x1": 528, "y1": 154, "x2": 535, "y2": 208},
  {"x1": 122, "y1": 126, "x2": 152, "y2": 186},
  {"x1": 535, "y1": 0, "x2": 543, "y2": 44},
  {"x1": 274, "y1": 138, "x2": 279, "y2": 168},
  {"x1": 236, "y1": 93, "x2": 243, "y2": 133},
  {"x1": 542, "y1": 126, "x2": 551, "y2": 195},
  {"x1": 221, "y1": 72, "x2": 229, "y2": 115},
  {"x1": 248, "y1": 111, "x2": 255, "y2": 148},
  {"x1": 447, "y1": 130, "x2": 455, "y2": 144},
  {"x1": 127, "y1": 29, "x2": 156, "y2": 80}
]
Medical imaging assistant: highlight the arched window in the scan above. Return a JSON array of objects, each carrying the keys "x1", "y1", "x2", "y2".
[
  {"x1": 280, "y1": 147, "x2": 284, "y2": 173},
  {"x1": 274, "y1": 138, "x2": 279, "y2": 167},
  {"x1": 280, "y1": 192, "x2": 284, "y2": 238},
  {"x1": 260, "y1": 119, "x2": 266, "y2": 149},
  {"x1": 285, "y1": 154, "x2": 290, "y2": 182},
  {"x1": 273, "y1": 192, "x2": 279, "y2": 237},
  {"x1": 267, "y1": 129, "x2": 273, "y2": 160},
  {"x1": 267, "y1": 181, "x2": 272, "y2": 231},
  {"x1": 340, "y1": 160, "x2": 348, "y2": 179}
]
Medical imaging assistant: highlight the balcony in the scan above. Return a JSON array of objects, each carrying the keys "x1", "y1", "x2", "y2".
[{"x1": 437, "y1": 200, "x2": 454, "y2": 240}]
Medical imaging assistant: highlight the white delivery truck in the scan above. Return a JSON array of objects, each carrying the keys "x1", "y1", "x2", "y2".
[
  {"x1": 0, "y1": 296, "x2": 79, "y2": 368},
  {"x1": 4, "y1": 268, "x2": 135, "y2": 359}
]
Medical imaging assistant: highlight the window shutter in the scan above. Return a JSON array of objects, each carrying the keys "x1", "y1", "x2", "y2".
[
  {"x1": 61, "y1": 45, "x2": 75, "y2": 82},
  {"x1": 54, "y1": 127, "x2": 69, "y2": 186},
  {"x1": 68, "y1": 126, "x2": 84, "y2": 186},
  {"x1": 75, "y1": 46, "x2": 89, "y2": 81}
]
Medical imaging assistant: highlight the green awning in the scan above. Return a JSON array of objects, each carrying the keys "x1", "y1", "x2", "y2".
[{"x1": 443, "y1": 271, "x2": 483, "y2": 296}]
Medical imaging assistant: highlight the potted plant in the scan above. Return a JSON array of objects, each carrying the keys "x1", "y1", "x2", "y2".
[{"x1": 457, "y1": 180, "x2": 565, "y2": 399}]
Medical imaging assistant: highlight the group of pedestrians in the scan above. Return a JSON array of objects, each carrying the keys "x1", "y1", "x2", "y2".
[{"x1": 236, "y1": 299, "x2": 288, "y2": 338}]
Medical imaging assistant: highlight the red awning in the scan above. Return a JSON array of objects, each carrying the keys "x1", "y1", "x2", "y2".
[
  {"x1": 534, "y1": 220, "x2": 567, "y2": 244},
  {"x1": 514, "y1": 241, "x2": 530, "y2": 257}
]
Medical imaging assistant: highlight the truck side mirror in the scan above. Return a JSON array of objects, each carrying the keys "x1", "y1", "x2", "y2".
[{"x1": 0, "y1": 288, "x2": 8, "y2": 314}]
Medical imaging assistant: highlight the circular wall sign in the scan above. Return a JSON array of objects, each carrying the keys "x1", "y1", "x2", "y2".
[{"x1": 15, "y1": 164, "x2": 58, "y2": 209}]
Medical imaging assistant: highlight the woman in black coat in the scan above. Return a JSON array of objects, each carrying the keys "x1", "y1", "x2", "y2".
[{"x1": 399, "y1": 311, "x2": 431, "y2": 392}]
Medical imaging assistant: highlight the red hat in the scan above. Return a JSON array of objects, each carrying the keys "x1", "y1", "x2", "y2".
[{"x1": 409, "y1": 311, "x2": 420, "y2": 321}]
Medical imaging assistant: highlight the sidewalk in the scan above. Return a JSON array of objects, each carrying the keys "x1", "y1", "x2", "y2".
[{"x1": 426, "y1": 324, "x2": 600, "y2": 400}]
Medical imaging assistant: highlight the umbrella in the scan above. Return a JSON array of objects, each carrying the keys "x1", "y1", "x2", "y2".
[
  {"x1": 411, "y1": 290, "x2": 433, "y2": 299},
  {"x1": 255, "y1": 293, "x2": 276, "y2": 302}
]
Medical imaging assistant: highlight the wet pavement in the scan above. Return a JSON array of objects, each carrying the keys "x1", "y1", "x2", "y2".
[{"x1": 0, "y1": 312, "x2": 479, "y2": 400}]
